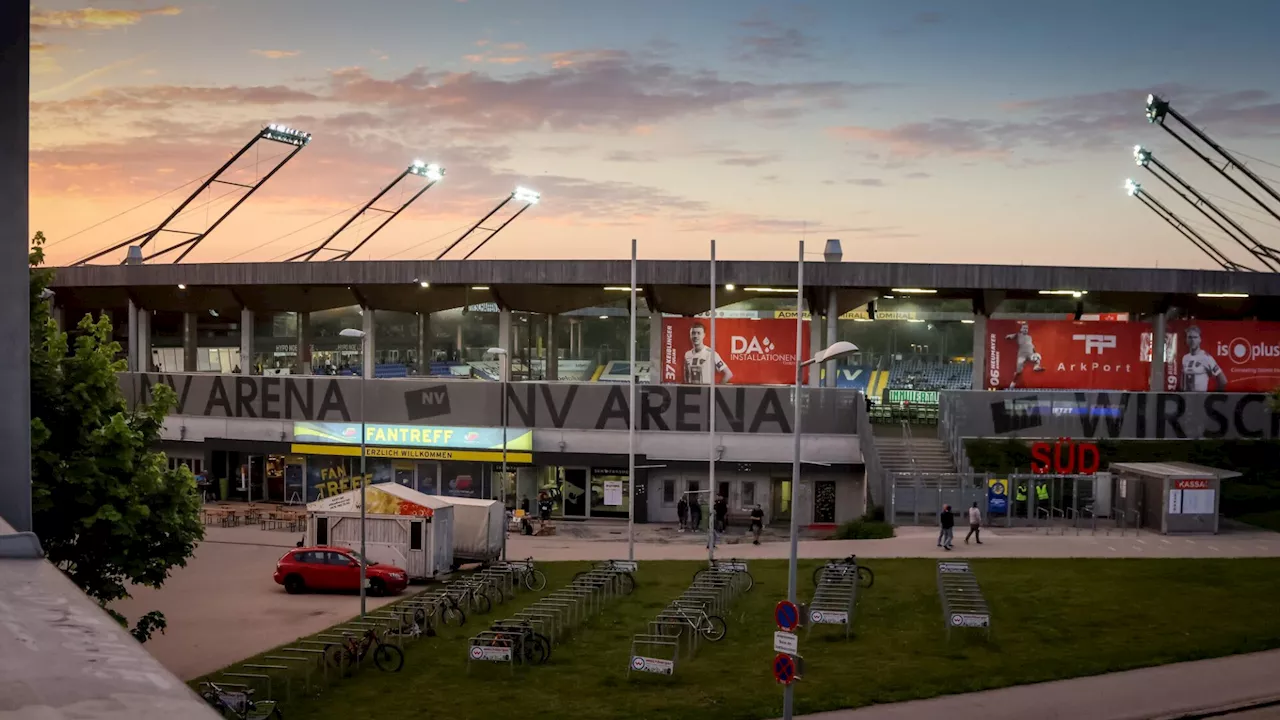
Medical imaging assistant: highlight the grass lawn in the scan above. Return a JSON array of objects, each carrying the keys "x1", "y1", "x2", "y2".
[
  {"x1": 204, "y1": 558, "x2": 1280, "y2": 720},
  {"x1": 1238, "y1": 510, "x2": 1280, "y2": 533}
]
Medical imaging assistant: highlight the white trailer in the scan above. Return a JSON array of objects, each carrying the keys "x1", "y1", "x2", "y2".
[
  {"x1": 439, "y1": 496, "x2": 504, "y2": 566},
  {"x1": 305, "y1": 484, "x2": 454, "y2": 581}
]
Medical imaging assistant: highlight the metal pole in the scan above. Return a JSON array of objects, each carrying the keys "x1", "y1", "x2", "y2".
[
  {"x1": 501, "y1": 352, "x2": 508, "y2": 561},
  {"x1": 783, "y1": 239, "x2": 804, "y2": 720},
  {"x1": 628, "y1": 238, "x2": 637, "y2": 562},
  {"x1": 359, "y1": 334, "x2": 368, "y2": 617},
  {"x1": 708, "y1": 239, "x2": 716, "y2": 562}
]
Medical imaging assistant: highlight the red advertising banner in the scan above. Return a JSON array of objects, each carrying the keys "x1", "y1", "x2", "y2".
[
  {"x1": 1164, "y1": 320, "x2": 1280, "y2": 393},
  {"x1": 985, "y1": 319, "x2": 1150, "y2": 391},
  {"x1": 661, "y1": 317, "x2": 810, "y2": 385}
]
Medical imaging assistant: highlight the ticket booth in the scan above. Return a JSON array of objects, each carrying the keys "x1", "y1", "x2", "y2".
[{"x1": 1108, "y1": 462, "x2": 1240, "y2": 536}]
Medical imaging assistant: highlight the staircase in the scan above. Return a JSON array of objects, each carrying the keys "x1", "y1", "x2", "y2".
[{"x1": 873, "y1": 424, "x2": 958, "y2": 478}]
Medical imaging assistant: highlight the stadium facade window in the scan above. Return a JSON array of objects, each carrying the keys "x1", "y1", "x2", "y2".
[
  {"x1": 741, "y1": 481, "x2": 756, "y2": 508},
  {"x1": 662, "y1": 479, "x2": 675, "y2": 504}
]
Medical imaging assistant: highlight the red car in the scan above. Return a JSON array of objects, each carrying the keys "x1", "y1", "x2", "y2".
[{"x1": 274, "y1": 546, "x2": 408, "y2": 596}]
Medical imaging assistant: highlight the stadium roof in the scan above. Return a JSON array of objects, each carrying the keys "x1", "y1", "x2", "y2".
[{"x1": 47, "y1": 259, "x2": 1280, "y2": 317}]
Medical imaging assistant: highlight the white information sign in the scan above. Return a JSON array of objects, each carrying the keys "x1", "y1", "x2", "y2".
[
  {"x1": 630, "y1": 656, "x2": 674, "y2": 675},
  {"x1": 1182, "y1": 489, "x2": 1215, "y2": 515},
  {"x1": 1168, "y1": 489, "x2": 1183, "y2": 515},
  {"x1": 469, "y1": 645, "x2": 512, "y2": 662},
  {"x1": 773, "y1": 630, "x2": 799, "y2": 655},
  {"x1": 949, "y1": 613, "x2": 990, "y2": 628},
  {"x1": 604, "y1": 480, "x2": 624, "y2": 506},
  {"x1": 938, "y1": 562, "x2": 970, "y2": 574},
  {"x1": 809, "y1": 610, "x2": 849, "y2": 625}
]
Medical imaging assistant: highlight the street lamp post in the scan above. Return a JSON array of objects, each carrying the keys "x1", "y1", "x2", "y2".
[
  {"x1": 628, "y1": 238, "x2": 638, "y2": 562},
  {"x1": 487, "y1": 347, "x2": 510, "y2": 560},
  {"x1": 783, "y1": 241, "x2": 859, "y2": 720},
  {"x1": 338, "y1": 327, "x2": 369, "y2": 617}
]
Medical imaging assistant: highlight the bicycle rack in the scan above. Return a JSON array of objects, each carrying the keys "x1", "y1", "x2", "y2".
[
  {"x1": 470, "y1": 560, "x2": 638, "y2": 670},
  {"x1": 936, "y1": 560, "x2": 992, "y2": 641},
  {"x1": 807, "y1": 562, "x2": 860, "y2": 640},
  {"x1": 629, "y1": 560, "x2": 750, "y2": 677}
]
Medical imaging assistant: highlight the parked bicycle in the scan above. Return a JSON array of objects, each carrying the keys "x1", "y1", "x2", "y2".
[
  {"x1": 199, "y1": 681, "x2": 282, "y2": 719},
  {"x1": 326, "y1": 627, "x2": 405, "y2": 673},
  {"x1": 508, "y1": 557, "x2": 547, "y2": 592},
  {"x1": 572, "y1": 560, "x2": 636, "y2": 595},
  {"x1": 444, "y1": 578, "x2": 496, "y2": 615},
  {"x1": 486, "y1": 619, "x2": 552, "y2": 665},
  {"x1": 812, "y1": 555, "x2": 874, "y2": 588},
  {"x1": 692, "y1": 558, "x2": 755, "y2": 593},
  {"x1": 409, "y1": 593, "x2": 466, "y2": 630},
  {"x1": 670, "y1": 603, "x2": 727, "y2": 642}
]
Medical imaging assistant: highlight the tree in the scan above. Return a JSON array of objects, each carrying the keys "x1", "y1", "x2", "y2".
[{"x1": 29, "y1": 232, "x2": 204, "y2": 642}]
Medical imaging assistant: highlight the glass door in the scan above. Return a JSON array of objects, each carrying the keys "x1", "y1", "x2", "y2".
[{"x1": 562, "y1": 467, "x2": 588, "y2": 517}]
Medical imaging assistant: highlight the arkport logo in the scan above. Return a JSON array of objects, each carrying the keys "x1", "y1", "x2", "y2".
[
  {"x1": 1071, "y1": 334, "x2": 1117, "y2": 355},
  {"x1": 1219, "y1": 337, "x2": 1280, "y2": 365}
]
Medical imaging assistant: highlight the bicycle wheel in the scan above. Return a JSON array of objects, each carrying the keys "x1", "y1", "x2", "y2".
[
  {"x1": 858, "y1": 565, "x2": 875, "y2": 589},
  {"x1": 444, "y1": 602, "x2": 466, "y2": 627},
  {"x1": 532, "y1": 632, "x2": 552, "y2": 663},
  {"x1": 524, "y1": 569, "x2": 547, "y2": 592},
  {"x1": 265, "y1": 706, "x2": 285, "y2": 719},
  {"x1": 692, "y1": 567, "x2": 709, "y2": 584},
  {"x1": 735, "y1": 571, "x2": 754, "y2": 593},
  {"x1": 523, "y1": 635, "x2": 548, "y2": 665},
  {"x1": 412, "y1": 607, "x2": 427, "y2": 628},
  {"x1": 325, "y1": 646, "x2": 352, "y2": 670},
  {"x1": 472, "y1": 592, "x2": 492, "y2": 615},
  {"x1": 618, "y1": 572, "x2": 636, "y2": 595},
  {"x1": 812, "y1": 565, "x2": 825, "y2": 586},
  {"x1": 373, "y1": 643, "x2": 405, "y2": 672},
  {"x1": 702, "y1": 615, "x2": 727, "y2": 642}
]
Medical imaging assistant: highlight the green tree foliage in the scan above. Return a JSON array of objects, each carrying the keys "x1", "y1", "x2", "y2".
[{"x1": 29, "y1": 232, "x2": 204, "y2": 642}]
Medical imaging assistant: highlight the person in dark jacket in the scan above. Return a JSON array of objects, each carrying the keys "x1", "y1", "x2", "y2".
[
  {"x1": 677, "y1": 496, "x2": 689, "y2": 531},
  {"x1": 713, "y1": 495, "x2": 729, "y2": 533},
  {"x1": 938, "y1": 504, "x2": 955, "y2": 550},
  {"x1": 749, "y1": 504, "x2": 765, "y2": 545},
  {"x1": 689, "y1": 496, "x2": 702, "y2": 531}
]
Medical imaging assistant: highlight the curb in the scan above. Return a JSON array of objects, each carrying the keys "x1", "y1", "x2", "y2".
[{"x1": 1144, "y1": 695, "x2": 1280, "y2": 719}]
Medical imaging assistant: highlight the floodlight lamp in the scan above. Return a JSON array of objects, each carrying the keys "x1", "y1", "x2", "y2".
[
  {"x1": 513, "y1": 186, "x2": 541, "y2": 205},
  {"x1": 419, "y1": 281, "x2": 429, "y2": 288},
  {"x1": 1125, "y1": 178, "x2": 1140, "y2": 196},
  {"x1": 1145, "y1": 93, "x2": 1169, "y2": 123},
  {"x1": 1133, "y1": 146, "x2": 1152, "y2": 167}
]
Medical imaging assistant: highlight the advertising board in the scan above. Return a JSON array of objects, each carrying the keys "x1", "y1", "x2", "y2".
[
  {"x1": 1164, "y1": 320, "x2": 1280, "y2": 393},
  {"x1": 985, "y1": 319, "x2": 1150, "y2": 391},
  {"x1": 661, "y1": 318, "x2": 810, "y2": 386}
]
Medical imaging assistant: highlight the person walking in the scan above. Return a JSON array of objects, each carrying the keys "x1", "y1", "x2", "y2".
[
  {"x1": 938, "y1": 504, "x2": 955, "y2": 551},
  {"x1": 965, "y1": 501, "x2": 984, "y2": 545},
  {"x1": 749, "y1": 504, "x2": 764, "y2": 545},
  {"x1": 713, "y1": 495, "x2": 729, "y2": 534},
  {"x1": 689, "y1": 496, "x2": 703, "y2": 532},
  {"x1": 677, "y1": 496, "x2": 689, "y2": 532}
]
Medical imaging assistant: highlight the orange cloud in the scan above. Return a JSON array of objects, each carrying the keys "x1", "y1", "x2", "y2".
[
  {"x1": 252, "y1": 49, "x2": 302, "y2": 59},
  {"x1": 463, "y1": 53, "x2": 529, "y2": 65},
  {"x1": 31, "y1": 5, "x2": 181, "y2": 32}
]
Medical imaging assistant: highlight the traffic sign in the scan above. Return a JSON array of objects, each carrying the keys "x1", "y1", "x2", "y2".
[
  {"x1": 773, "y1": 653, "x2": 797, "y2": 685},
  {"x1": 773, "y1": 630, "x2": 798, "y2": 655},
  {"x1": 774, "y1": 600, "x2": 800, "y2": 631}
]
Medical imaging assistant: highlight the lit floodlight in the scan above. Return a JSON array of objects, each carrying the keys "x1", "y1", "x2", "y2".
[
  {"x1": 1125, "y1": 178, "x2": 1140, "y2": 196},
  {"x1": 513, "y1": 186, "x2": 541, "y2": 205},
  {"x1": 263, "y1": 123, "x2": 312, "y2": 146},
  {"x1": 1133, "y1": 145, "x2": 1152, "y2": 167},
  {"x1": 408, "y1": 161, "x2": 445, "y2": 182},
  {"x1": 1145, "y1": 93, "x2": 1169, "y2": 124}
]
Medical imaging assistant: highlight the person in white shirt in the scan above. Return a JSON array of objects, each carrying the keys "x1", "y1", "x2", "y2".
[
  {"x1": 683, "y1": 322, "x2": 733, "y2": 385},
  {"x1": 1181, "y1": 325, "x2": 1227, "y2": 392},
  {"x1": 1004, "y1": 323, "x2": 1044, "y2": 389},
  {"x1": 964, "y1": 501, "x2": 983, "y2": 545}
]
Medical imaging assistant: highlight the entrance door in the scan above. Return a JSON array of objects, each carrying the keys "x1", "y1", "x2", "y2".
[
  {"x1": 771, "y1": 478, "x2": 792, "y2": 523},
  {"x1": 814, "y1": 481, "x2": 837, "y2": 524},
  {"x1": 563, "y1": 468, "x2": 588, "y2": 517}
]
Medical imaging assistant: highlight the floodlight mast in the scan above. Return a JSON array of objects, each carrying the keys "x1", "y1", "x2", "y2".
[
  {"x1": 1146, "y1": 93, "x2": 1280, "y2": 224},
  {"x1": 288, "y1": 161, "x2": 445, "y2": 262},
  {"x1": 72, "y1": 124, "x2": 311, "y2": 265},
  {"x1": 1126, "y1": 179, "x2": 1245, "y2": 271},
  {"x1": 1133, "y1": 146, "x2": 1280, "y2": 271},
  {"x1": 434, "y1": 187, "x2": 540, "y2": 260}
]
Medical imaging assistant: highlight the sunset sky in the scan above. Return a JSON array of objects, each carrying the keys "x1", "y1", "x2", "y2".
[{"x1": 29, "y1": 0, "x2": 1280, "y2": 268}]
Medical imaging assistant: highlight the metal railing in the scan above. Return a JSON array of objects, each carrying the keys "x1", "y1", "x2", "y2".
[
  {"x1": 936, "y1": 560, "x2": 991, "y2": 641},
  {"x1": 855, "y1": 391, "x2": 889, "y2": 509}
]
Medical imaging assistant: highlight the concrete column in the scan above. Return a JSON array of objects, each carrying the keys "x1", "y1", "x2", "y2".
[
  {"x1": 138, "y1": 310, "x2": 152, "y2": 372},
  {"x1": 547, "y1": 314, "x2": 559, "y2": 381},
  {"x1": 498, "y1": 308, "x2": 512, "y2": 359},
  {"x1": 417, "y1": 312, "x2": 429, "y2": 373},
  {"x1": 825, "y1": 289, "x2": 839, "y2": 387},
  {"x1": 51, "y1": 304, "x2": 64, "y2": 334},
  {"x1": 649, "y1": 306, "x2": 663, "y2": 382},
  {"x1": 362, "y1": 307, "x2": 376, "y2": 379},
  {"x1": 239, "y1": 307, "x2": 253, "y2": 374},
  {"x1": 971, "y1": 314, "x2": 987, "y2": 389},
  {"x1": 1149, "y1": 312, "x2": 1167, "y2": 392},
  {"x1": 298, "y1": 311, "x2": 312, "y2": 374},
  {"x1": 808, "y1": 301, "x2": 822, "y2": 387},
  {"x1": 182, "y1": 312, "x2": 198, "y2": 372},
  {"x1": 127, "y1": 299, "x2": 140, "y2": 372},
  {"x1": 455, "y1": 321, "x2": 463, "y2": 359}
]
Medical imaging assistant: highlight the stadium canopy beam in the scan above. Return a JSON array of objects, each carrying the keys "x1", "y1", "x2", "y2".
[
  {"x1": 1146, "y1": 93, "x2": 1280, "y2": 225},
  {"x1": 287, "y1": 161, "x2": 444, "y2": 262},
  {"x1": 435, "y1": 187, "x2": 540, "y2": 260},
  {"x1": 73, "y1": 124, "x2": 311, "y2": 266}
]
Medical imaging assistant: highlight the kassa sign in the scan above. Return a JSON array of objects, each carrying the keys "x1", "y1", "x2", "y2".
[
  {"x1": 661, "y1": 317, "x2": 810, "y2": 386},
  {"x1": 1164, "y1": 320, "x2": 1280, "y2": 393},
  {"x1": 985, "y1": 320, "x2": 1149, "y2": 391}
]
